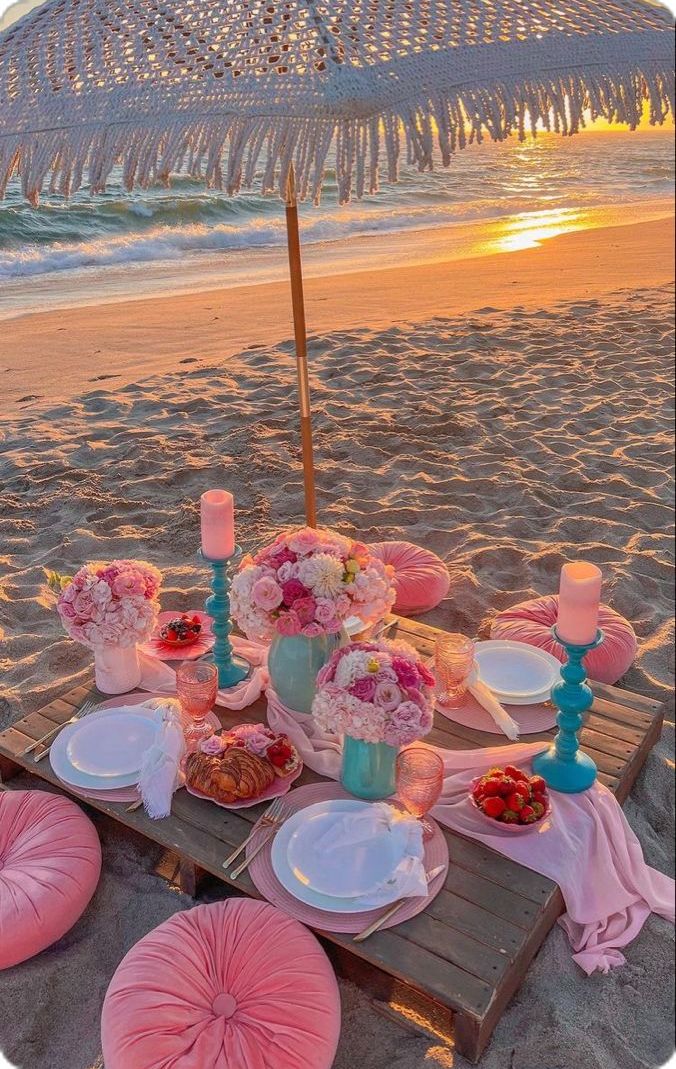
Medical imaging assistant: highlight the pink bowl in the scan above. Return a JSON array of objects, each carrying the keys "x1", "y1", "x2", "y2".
[{"x1": 469, "y1": 777, "x2": 552, "y2": 832}]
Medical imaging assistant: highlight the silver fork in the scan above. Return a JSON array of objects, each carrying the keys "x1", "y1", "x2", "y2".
[
  {"x1": 222, "y1": 797, "x2": 285, "y2": 871},
  {"x1": 24, "y1": 699, "x2": 98, "y2": 761},
  {"x1": 228, "y1": 800, "x2": 289, "y2": 880}
]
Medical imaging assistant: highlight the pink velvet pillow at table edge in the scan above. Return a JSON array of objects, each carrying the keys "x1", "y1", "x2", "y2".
[
  {"x1": 0, "y1": 790, "x2": 102, "y2": 970},
  {"x1": 368, "y1": 540, "x2": 450, "y2": 616},
  {"x1": 491, "y1": 594, "x2": 638, "y2": 685},
  {"x1": 101, "y1": 899, "x2": 341, "y2": 1069}
]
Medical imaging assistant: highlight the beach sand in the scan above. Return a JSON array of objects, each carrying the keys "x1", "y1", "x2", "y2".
[{"x1": 0, "y1": 217, "x2": 674, "y2": 1069}]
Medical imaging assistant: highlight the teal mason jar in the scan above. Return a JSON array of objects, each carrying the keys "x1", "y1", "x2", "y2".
[
  {"x1": 267, "y1": 630, "x2": 345, "y2": 714},
  {"x1": 340, "y1": 735, "x2": 398, "y2": 800}
]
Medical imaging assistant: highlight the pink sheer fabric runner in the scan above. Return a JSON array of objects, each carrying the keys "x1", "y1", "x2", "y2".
[{"x1": 131, "y1": 637, "x2": 673, "y2": 974}]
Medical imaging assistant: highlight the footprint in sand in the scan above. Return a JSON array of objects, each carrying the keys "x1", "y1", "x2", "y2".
[
  {"x1": 17, "y1": 394, "x2": 41, "y2": 403},
  {"x1": 179, "y1": 358, "x2": 199, "y2": 364},
  {"x1": 89, "y1": 374, "x2": 121, "y2": 382}
]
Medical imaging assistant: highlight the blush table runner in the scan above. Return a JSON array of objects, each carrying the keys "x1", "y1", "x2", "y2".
[{"x1": 267, "y1": 693, "x2": 675, "y2": 975}]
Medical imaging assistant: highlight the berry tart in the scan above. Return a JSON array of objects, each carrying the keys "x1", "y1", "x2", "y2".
[
  {"x1": 470, "y1": 765, "x2": 551, "y2": 830},
  {"x1": 159, "y1": 613, "x2": 203, "y2": 647}
]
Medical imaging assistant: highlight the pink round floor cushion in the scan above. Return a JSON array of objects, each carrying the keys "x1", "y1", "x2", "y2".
[
  {"x1": 0, "y1": 790, "x2": 102, "y2": 970},
  {"x1": 491, "y1": 594, "x2": 638, "y2": 685},
  {"x1": 369, "y1": 541, "x2": 450, "y2": 616},
  {"x1": 101, "y1": 899, "x2": 341, "y2": 1069}
]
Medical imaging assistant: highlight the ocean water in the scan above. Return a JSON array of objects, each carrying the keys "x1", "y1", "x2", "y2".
[{"x1": 0, "y1": 129, "x2": 672, "y2": 285}]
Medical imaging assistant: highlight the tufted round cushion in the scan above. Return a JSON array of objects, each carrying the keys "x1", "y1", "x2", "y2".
[
  {"x1": 101, "y1": 899, "x2": 341, "y2": 1069},
  {"x1": 491, "y1": 594, "x2": 638, "y2": 685},
  {"x1": 0, "y1": 790, "x2": 101, "y2": 970},
  {"x1": 369, "y1": 541, "x2": 450, "y2": 616}
]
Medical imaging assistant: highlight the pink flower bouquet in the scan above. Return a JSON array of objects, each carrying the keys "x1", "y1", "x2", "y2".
[
  {"x1": 53, "y1": 560, "x2": 162, "y2": 648},
  {"x1": 230, "y1": 527, "x2": 395, "y2": 641},
  {"x1": 312, "y1": 639, "x2": 436, "y2": 747}
]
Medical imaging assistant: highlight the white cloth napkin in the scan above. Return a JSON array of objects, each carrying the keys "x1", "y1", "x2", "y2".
[
  {"x1": 467, "y1": 665, "x2": 520, "y2": 740},
  {"x1": 137, "y1": 702, "x2": 186, "y2": 819},
  {"x1": 314, "y1": 802, "x2": 427, "y2": 905},
  {"x1": 136, "y1": 635, "x2": 270, "y2": 709}
]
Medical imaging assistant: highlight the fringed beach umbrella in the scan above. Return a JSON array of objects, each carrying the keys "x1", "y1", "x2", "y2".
[{"x1": 1, "y1": 1, "x2": 673, "y2": 524}]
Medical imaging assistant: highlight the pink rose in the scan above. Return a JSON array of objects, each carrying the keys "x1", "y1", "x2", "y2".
[
  {"x1": 244, "y1": 731, "x2": 275, "y2": 757},
  {"x1": 276, "y1": 610, "x2": 301, "y2": 636},
  {"x1": 112, "y1": 573, "x2": 145, "y2": 598},
  {"x1": 324, "y1": 616, "x2": 343, "y2": 635},
  {"x1": 57, "y1": 601, "x2": 78, "y2": 621},
  {"x1": 335, "y1": 594, "x2": 351, "y2": 616},
  {"x1": 200, "y1": 734, "x2": 228, "y2": 755},
  {"x1": 282, "y1": 579, "x2": 309, "y2": 606},
  {"x1": 391, "y1": 656, "x2": 419, "y2": 690},
  {"x1": 349, "y1": 676, "x2": 377, "y2": 702},
  {"x1": 293, "y1": 596, "x2": 317, "y2": 625},
  {"x1": 277, "y1": 561, "x2": 296, "y2": 584},
  {"x1": 301, "y1": 622, "x2": 324, "y2": 638},
  {"x1": 287, "y1": 528, "x2": 321, "y2": 555},
  {"x1": 314, "y1": 598, "x2": 337, "y2": 624},
  {"x1": 373, "y1": 680, "x2": 402, "y2": 712},
  {"x1": 252, "y1": 576, "x2": 284, "y2": 611},
  {"x1": 73, "y1": 590, "x2": 95, "y2": 617}
]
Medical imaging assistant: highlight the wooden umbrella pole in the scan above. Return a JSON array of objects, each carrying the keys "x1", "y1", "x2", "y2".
[{"x1": 285, "y1": 166, "x2": 318, "y2": 528}]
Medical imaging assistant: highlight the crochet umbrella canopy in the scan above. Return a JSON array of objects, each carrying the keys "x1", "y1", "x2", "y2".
[{"x1": 1, "y1": 0, "x2": 673, "y2": 523}]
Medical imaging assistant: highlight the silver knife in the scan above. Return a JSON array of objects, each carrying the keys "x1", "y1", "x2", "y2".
[{"x1": 353, "y1": 864, "x2": 446, "y2": 943}]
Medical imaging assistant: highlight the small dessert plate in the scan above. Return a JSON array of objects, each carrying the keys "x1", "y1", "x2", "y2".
[{"x1": 185, "y1": 760, "x2": 302, "y2": 809}]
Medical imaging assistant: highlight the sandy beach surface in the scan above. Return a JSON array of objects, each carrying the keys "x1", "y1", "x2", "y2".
[{"x1": 0, "y1": 216, "x2": 674, "y2": 1069}]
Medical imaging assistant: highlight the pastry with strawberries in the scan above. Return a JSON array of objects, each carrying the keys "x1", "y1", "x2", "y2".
[
  {"x1": 160, "y1": 613, "x2": 203, "y2": 646},
  {"x1": 470, "y1": 765, "x2": 550, "y2": 827}
]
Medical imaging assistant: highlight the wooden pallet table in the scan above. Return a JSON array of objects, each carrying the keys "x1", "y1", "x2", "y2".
[{"x1": 0, "y1": 616, "x2": 664, "y2": 1063}]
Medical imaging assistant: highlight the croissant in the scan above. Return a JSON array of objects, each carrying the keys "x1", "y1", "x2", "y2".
[{"x1": 185, "y1": 747, "x2": 275, "y2": 804}]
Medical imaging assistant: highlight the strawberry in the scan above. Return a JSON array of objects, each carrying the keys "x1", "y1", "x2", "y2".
[
  {"x1": 506, "y1": 791, "x2": 525, "y2": 811},
  {"x1": 519, "y1": 805, "x2": 538, "y2": 824},
  {"x1": 513, "y1": 780, "x2": 531, "y2": 800},
  {"x1": 532, "y1": 791, "x2": 548, "y2": 807},
  {"x1": 267, "y1": 739, "x2": 293, "y2": 768},
  {"x1": 504, "y1": 765, "x2": 528, "y2": 782},
  {"x1": 531, "y1": 801, "x2": 546, "y2": 820},
  {"x1": 481, "y1": 796, "x2": 507, "y2": 819},
  {"x1": 497, "y1": 776, "x2": 517, "y2": 796},
  {"x1": 529, "y1": 775, "x2": 547, "y2": 795},
  {"x1": 472, "y1": 782, "x2": 487, "y2": 800},
  {"x1": 486, "y1": 766, "x2": 504, "y2": 778},
  {"x1": 481, "y1": 777, "x2": 503, "y2": 797},
  {"x1": 166, "y1": 628, "x2": 178, "y2": 640},
  {"x1": 501, "y1": 809, "x2": 520, "y2": 824}
]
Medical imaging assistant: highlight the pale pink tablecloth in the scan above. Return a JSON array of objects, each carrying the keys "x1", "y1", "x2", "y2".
[{"x1": 266, "y1": 692, "x2": 675, "y2": 975}]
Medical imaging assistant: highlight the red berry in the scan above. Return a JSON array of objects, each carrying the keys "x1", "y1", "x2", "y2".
[
  {"x1": 166, "y1": 628, "x2": 178, "y2": 640},
  {"x1": 481, "y1": 796, "x2": 507, "y2": 819},
  {"x1": 497, "y1": 776, "x2": 517, "y2": 796},
  {"x1": 531, "y1": 801, "x2": 546, "y2": 820},
  {"x1": 507, "y1": 791, "x2": 525, "y2": 811},
  {"x1": 501, "y1": 809, "x2": 520, "y2": 824},
  {"x1": 532, "y1": 791, "x2": 548, "y2": 807},
  {"x1": 191, "y1": 615, "x2": 202, "y2": 625},
  {"x1": 513, "y1": 780, "x2": 531, "y2": 800},
  {"x1": 472, "y1": 782, "x2": 487, "y2": 800},
  {"x1": 486, "y1": 766, "x2": 504, "y2": 778},
  {"x1": 504, "y1": 765, "x2": 528, "y2": 782},
  {"x1": 529, "y1": 775, "x2": 547, "y2": 794},
  {"x1": 482, "y1": 777, "x2": 503, "y2": 797},
  {"x1": 519, "y1": 805, "x2": 538, "y2": 824}
]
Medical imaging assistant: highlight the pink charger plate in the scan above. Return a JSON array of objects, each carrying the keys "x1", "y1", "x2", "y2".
[
  {"x1": 139, "y1": 611, "x2": 215, "y2": 661},
  {"x1": 246, "y1": 781, "x2": 449, "y2": 935},
  {"x1": 61, "y1": 693, "x2": 220, "y2": 804},
  {"x1": 437, "y1": 691, "x2": 557, "y2": 735},
  {"x1": 186, "y1": 756, "x2": 303, "y2": 810}
]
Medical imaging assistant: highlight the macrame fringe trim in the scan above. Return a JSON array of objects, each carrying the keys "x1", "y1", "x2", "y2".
[{"x1": 1, "y1": 62, "x2": 673, "y2": 205}]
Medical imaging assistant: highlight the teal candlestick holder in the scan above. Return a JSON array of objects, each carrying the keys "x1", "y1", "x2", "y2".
[
  {"x1": 198, "y1": 547, "x2": 251, "y2": 690},
  {"x1": 532, "y1": 625, "x2": 604, "y2": 793}
]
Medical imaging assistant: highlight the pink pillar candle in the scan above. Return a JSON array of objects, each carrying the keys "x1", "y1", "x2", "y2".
[
  {"x1": 200, "y1": 490, "x2": 235, "y2": 560},
  {"x1": 556, "y1": 562, "x2": 602, "y2": 646}
]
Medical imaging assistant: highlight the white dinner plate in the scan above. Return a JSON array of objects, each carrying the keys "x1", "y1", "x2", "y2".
[
  {"x1": 50, "y1": 706, "x2": 159, "y2": 791},
  {"x1": 66, "y1": 712, "x2": 157, "y2": 778},
  {"x1": 474, "y1": 641, "x2": 560, "y2": 701},
  {"x1": 285, "y1": 802, "x2": 405, "y2": 898},
  {"x1": 271, "y1": 801, "x2": 404, "y2": 913}
]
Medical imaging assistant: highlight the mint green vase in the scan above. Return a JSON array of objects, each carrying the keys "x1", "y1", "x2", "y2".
[
  {"x1": 341, "y1": 735, "x2": 398, "y2": 800},
  {"x1": 267, "y1": 630, "x2": 344, "y2": 714}
]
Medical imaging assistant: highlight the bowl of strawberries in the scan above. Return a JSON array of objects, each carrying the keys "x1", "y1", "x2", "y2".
[{"x1": 470, "y1": 765, "x2": 551, "y2": 830}]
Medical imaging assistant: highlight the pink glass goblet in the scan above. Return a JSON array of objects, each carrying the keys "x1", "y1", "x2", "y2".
[
  {"x1": 396, "y1": 747, "x2": 444, "y2": 841},
  {"x1": 434, "y1": 633, "x2": 475, "y2": 708},
  {"x1": 176, "y1": 661, "x2": 218, "y2": 751}
]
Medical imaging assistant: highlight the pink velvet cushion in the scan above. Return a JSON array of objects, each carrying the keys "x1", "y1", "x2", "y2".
[
  {"x1": 491, "y1": 594, "x2": 638, "y2": 685},
  {"x1": 0, "y1": 790, "x2": 101, "y2": 970},
  {"x1": 369, "y1": 541, "x2": 450, "y2": 616},
  {"x1": 101, "y1": 899, "x2": 341, "y2": 1069}
]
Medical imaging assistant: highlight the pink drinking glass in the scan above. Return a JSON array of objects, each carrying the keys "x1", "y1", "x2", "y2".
[
  {"x1": 176, "y1": 661, "x2": 218, "y2": 750},
  {"x1": 434, "y1": 633, "x2": 475, "y2": 708},
  {"x1": 396, "y1": 748, "x2": 445, "y2": 841}
]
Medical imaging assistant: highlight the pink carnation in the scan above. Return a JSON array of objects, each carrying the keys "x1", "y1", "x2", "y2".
[
  {"x1": 418, "y1": 661, "x2": 436, "y2": 688},
  {"x1": 391, "y1": 656, "x2": 420, "y2": 690}
]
